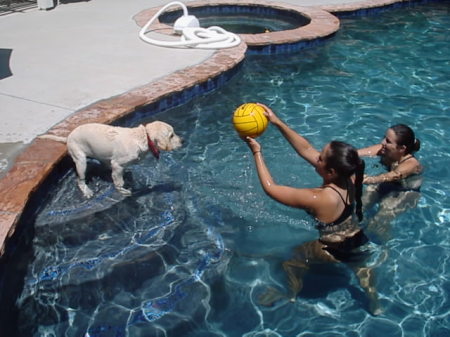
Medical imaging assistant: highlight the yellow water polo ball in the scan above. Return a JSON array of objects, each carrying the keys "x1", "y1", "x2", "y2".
[{"x1": 232, "y1": 103, "x2": 269, "y2": 138}]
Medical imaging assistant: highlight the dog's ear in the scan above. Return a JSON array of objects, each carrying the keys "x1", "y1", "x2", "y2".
[
  {"x1": 152, "y1": 131, "x2": 166, "y2": 151},
  {"x1": 152, "y1": 136, "x2": 160, "y2": 147}
]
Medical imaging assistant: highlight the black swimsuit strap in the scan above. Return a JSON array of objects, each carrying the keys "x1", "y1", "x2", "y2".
[
  {"x1": 324, "y1": 184, "x2": 349, "y2": 206},
  {"x1": 398, "y1": 155, "x2": 414, "y2": 165},
  {"x1": 315, "y1": 184, "x2": 354, "y2": 228}
]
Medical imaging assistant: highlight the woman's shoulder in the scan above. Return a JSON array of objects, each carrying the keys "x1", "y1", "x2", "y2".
[
  {"x1": 412, "y1": 157, "x2": 423, "y2": 173},
  {"x1": 307, "y1": 186, "x2": 340, "y2": 207},
  {"x1": 399, "y1": 156, "x2": 422, "y2": 174},
  {"x1": 313, "y1": 186, "x2": 349, "y2": 221}
]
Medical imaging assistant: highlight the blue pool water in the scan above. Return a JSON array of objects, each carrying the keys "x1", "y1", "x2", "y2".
[{"x1": 1, "y1": 2, "x2": 450, "y2": 336}]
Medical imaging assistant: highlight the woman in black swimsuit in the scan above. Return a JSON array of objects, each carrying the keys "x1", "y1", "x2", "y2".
[
  {"x1": 244, "y1": 103, "x2": 380, "y2": 315},
  {"x1": 358, "y1": 124, "x2": 423, "y2": 242}
]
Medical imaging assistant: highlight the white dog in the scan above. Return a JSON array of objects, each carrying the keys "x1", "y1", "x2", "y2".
[{"x1": 40, "y1": 121, "x2": 182, "y2": 198}]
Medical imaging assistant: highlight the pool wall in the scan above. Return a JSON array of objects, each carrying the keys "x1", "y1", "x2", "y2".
[{"x1": 0, "y1": 0, "x2": 442, "y2": 257}]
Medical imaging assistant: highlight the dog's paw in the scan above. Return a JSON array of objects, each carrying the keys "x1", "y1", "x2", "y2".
[
  {"x1": 117, "y1": 187, "x2": 132, "y2": 196},
  {"x1": 78, "y1": 181, "x2": 94, "y2": 199},
  {"x1": 83, "y1": 189, "x2": 94, "y2": 199}
]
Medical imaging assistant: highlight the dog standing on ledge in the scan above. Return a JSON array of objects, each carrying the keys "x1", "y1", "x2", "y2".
[{"x1": 40, "y1": 121, "x2": 182, "y2": 198}]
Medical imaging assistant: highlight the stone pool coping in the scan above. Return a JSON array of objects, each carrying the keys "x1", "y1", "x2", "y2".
[{"x1": 0, "y1": 0, "x2": 410, "y2": 256}]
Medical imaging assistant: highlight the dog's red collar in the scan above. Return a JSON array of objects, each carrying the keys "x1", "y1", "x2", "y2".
[{"x1": 147, "y1": 134, "x2": 160, "y2": 160}]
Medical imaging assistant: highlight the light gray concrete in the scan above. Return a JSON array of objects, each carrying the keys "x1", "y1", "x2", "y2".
[
  {"x1": 0, "y1": 0, "x2": 215, "y2": 174},
  {"x1": 0, "y1": 0, "x2": 366, "y2": 175},
  {"x1": 0, "y1": 0, "x2": 212, "y2": 141}
]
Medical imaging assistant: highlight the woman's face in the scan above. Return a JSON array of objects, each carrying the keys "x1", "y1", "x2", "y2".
[
  {"x1": 380, "y1": 128, "x2": 402, "y2": 160},
  {"x1": 316, "y1": 143, "x2": 331, "y2": 178}
]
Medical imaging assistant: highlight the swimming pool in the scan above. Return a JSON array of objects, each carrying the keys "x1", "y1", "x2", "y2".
[{"x1": 1, "y1": 1, "x2": 449, "y2": 336}]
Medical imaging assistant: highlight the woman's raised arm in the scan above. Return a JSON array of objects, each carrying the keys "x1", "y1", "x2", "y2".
[
  {"x1": 258, "y1": 103, "x2": 319, "y2": 167},
  {"x1": 358, "y1": 144, "x2": 382, "y2": 157}
]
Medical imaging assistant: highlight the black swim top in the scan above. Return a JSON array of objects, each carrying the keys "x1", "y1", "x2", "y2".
[{"x1": 316, "y1": 185, "x2": 354, "y2": 229}]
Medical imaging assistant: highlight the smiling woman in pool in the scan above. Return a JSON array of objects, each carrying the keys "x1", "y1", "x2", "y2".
[
  {"x1": 358, "y1": 124, "x2": 422, "y2": 187},
  {"x1": 358, "y1": 124, "x2": 423, "y2": 242}
]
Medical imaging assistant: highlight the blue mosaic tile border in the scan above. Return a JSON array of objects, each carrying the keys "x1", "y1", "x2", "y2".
[
  {"x1": 333, "y1": 0, "x2": 445, "y2": 18},
  {"x1": 246, "y1": 35, "x2": 336, "y2": 55},
  {"x1": 115, "y1": 60, "x2": 244, "y2": 127}
]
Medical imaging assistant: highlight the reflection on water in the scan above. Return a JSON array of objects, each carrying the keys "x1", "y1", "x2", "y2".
[{"x1": 1, "y1": 2, "x2": 450, "y2": 336}]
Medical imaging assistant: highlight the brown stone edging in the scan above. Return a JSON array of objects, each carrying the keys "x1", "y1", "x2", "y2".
[
  {"x1": 134, "y1": 0, "x2": 340, "y2": 47},
  {"x1": 319, "y1": 0, "x2": 409, "y2": 14},
  {"x1": 0, "y1": 0, "x2": 408, "y2": 257}
]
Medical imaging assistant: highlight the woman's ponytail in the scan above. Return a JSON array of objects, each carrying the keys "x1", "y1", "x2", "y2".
[
  {"x1": 354, "y1": 159, "x2": 365, "y2": 222},
  {"x1": 327, "y1": 141, "x2": 365, "y2": 221}
]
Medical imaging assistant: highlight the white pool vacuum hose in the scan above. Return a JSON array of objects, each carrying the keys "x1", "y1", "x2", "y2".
[{"x1": 139, "y1": 1, "x2": 241, "y2": 49}]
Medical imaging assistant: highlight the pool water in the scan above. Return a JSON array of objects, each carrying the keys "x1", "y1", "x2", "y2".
[
  {"x1": 197, "y1": 13, "x2": 306, "y2": 34},
  {"x1": 159, "y1": 5, "x2": 309, "y2": 34},
  {"x1": 1, "y1": 2, "x2": 450, "y2": 336}
]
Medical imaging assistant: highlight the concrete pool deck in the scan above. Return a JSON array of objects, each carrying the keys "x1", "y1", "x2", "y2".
[{"x1": 0, "y1": 0, "x2": 415, "y2": 255}]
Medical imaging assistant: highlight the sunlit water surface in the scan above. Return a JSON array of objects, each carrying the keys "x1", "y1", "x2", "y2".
[{"x1": 2, "y1": 2, "x2": 450, "y2": 336}]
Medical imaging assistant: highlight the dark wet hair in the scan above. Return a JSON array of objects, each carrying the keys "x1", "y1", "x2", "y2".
[
  {"x1": 390, "y1": 124, "x2": 420, "y2": 154},
  {"x1": 326, "y1": 141, "x2": 365, "y2": 221}
]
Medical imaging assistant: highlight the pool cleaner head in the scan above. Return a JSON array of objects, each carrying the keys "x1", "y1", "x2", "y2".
[
  {"x1": 174, "y1": 15, "x2": 200, "y2": 34},
  {"x1": 139, "y1": 1, "x2": 240, "y2": 49}
]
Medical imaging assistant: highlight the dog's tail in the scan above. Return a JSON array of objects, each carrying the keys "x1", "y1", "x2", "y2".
[{"x1": 38, "y1": 134, "x2": 68, "y2": 143}]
